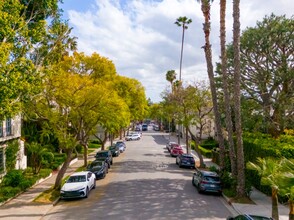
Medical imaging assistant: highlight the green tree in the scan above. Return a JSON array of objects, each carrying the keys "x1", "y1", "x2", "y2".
[
  {"x1": 222, "y1": 14, "x2": 294, "y2": 137},
  {"x1": 0, "y1": 0, "x2": 65, "y2": 120}
]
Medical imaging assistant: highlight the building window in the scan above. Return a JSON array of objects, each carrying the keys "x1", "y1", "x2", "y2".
[
  {"x1": 0, "y1": 122, "x2": 3, "y2": 137},
  {"x1": 0, "y1": 147, "x2": 4, "y2": 173},
  {"x1": 6, "y1": 118, "x2": 12, "y2": 136}
]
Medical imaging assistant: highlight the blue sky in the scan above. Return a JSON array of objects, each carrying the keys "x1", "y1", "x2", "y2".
[{"x1": 59, "y1": 0, "x2": 293, "y2": 103}]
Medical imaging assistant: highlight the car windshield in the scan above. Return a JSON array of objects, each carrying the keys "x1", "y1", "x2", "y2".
[
  {"x1": 67, "y1": 175, "x2": 86, "y2": 183},
  {"x1": 109, "y1": 146, "x2": 116, "y2": 150},
  {"x1": 96, "y1": 152, "x2": 108, "y2": 157}
]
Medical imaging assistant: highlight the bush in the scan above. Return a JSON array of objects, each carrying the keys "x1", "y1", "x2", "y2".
[
  {"x1": 2, "y1": 170, "x2": 24, "y2": 187},
  {"x1": 0, "y1": 186, "x2": 22, "y2": 202},
  {"x1": 198, "y1": 146, "x2": 212, "y2": 158}
]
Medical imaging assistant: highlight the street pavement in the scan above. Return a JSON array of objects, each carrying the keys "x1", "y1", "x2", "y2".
[{"x1": 0, "y1": 132, "x2": 290, "y2": 220}]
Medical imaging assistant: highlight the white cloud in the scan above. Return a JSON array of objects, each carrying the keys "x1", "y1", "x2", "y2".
[{"x1": 64, "y1": 0, "x2": 293, "y2": 102}]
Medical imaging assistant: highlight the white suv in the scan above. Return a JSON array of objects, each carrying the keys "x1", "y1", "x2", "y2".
[{"x1": 125, "y1": 133, "x2": 141, "y2": 141}]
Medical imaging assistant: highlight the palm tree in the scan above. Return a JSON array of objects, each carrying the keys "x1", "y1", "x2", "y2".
[
  {"x1": 175, "y1": 16, "x2": 192, "y2": 81},
  {"x1": 219, "y1": 0, "x2": 237, "y2": 178},
  {"x1": 197, "y1": 0, "x2": 226, "y2": 169},
  {"x1": 276, "y1": 158, "x2": 294, "y2": 220},
  {"x1": 166, "y1": 70, "x2": 177, "y2": 93},
  {"x1": 232, "y1": 0, "x2": 246, "y2": 197},
  {"x1": 247, "y1": 158, "x2": 283, "y2": 220}
]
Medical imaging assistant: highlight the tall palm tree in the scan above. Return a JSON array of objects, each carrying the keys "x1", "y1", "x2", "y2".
[
  {"x1": 220, "y1": 0, "x2": 237, "y2": 177},
  {"x1": 197, "y1": 0, "x2": 225, "y2": 169},
  {"x1": 247, "y1": 158, "x2": 285, "y2": 220},
  {"x1": 175, "y1": 16, "x2": 192, "y2": 81},
  {"x1": 232, "y1": 0, "x2": 245, "y2": 197}
]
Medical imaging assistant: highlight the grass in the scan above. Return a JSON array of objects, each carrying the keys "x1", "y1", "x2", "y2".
[{"x1": 34, "y1": 187, "x2": 60, "y2": 203}]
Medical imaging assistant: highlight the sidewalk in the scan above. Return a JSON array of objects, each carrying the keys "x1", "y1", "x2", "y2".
[
  {"x1": 0, "y1": 147, "x2": 102, "y2": 220},
  {"x1": 163, "y1": 133, "x2": 289, "y2": 220}
]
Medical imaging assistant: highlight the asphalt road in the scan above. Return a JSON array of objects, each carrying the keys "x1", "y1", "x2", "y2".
[{"x1": 42, "y1": 130, "x2": 235, "y2": 220}]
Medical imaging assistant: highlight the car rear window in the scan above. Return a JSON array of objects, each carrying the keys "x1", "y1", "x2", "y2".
[
  {"x1": 96, "y1": 152, "x2": 108, "y2": 157},
  {"x1": 204, "y1": 176, "x2": 220, "y2": 182}
]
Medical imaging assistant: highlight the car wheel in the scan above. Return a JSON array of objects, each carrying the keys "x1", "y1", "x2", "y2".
[
  {"x1": 85, "y1": 187, "x2": 89, "y2": 198},
  {"x1": 93, "y1": 180, "x2": 96, "y2": 189},
  {"x1": 192, "y1": 177, "x2": 196, "y2": 186}
]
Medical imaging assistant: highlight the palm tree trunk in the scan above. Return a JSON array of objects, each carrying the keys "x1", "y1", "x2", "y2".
[
  {"x1": 232, "y1": 0, "x2": 246, "y2": 197},
  {"x1": 272, "y1": 187, "x2": 279, "y2": 220},
  {"x1": 220, "y1": 0, "x2": 237, "y2": 177},
  {"x1": 200, "y1": 0, "x2": 226, "y2": 170}
]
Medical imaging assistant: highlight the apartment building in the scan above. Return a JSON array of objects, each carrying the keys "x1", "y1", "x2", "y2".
[{"x1": 0, "y1": 115, "x2": 26, "y2": 178}]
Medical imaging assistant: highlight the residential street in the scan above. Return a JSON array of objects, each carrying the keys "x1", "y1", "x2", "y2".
[{"x1": 42, "y1": 130, "x2": 235, "y2": 220}]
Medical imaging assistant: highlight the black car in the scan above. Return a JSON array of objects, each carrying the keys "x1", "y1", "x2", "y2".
[
  {"x1": 86, "y1": 160, "x2": 108, "y2": 179},
  {"x1": 109, "y1": 145, "x2": 120, "y2": 157},
  {"x1": 227, "y1": 215, "x2": 273, "y2": 220},
  {"x1": 176, "y1": 154, "x2": 195, "y2": 168},
  {"x1": 95, "y1": 150, "x2": 113, "y2": 168},
  {"x1": 192, "y1": 169, "x2": 222, "y2": 195}
]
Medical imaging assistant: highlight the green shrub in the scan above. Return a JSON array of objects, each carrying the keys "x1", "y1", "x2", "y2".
[
  {"x1": 5, "y1": 140, "x2": 19, "y2": 172},
  {"x1": 198, "y1": 146, "x2": 212, "y2": 158},
  {"x1": 2, "y1": 170, "x2": 24, "y2": 187},
  {"x1": 89, "y1": 143, "x2": 101, "y2": 149},
  {"x1": 89, "y1": 139, "x2": 101, "y2": 145},
  {"x1": 0, "y1": 186, "x2": 22, "y2": 202}
]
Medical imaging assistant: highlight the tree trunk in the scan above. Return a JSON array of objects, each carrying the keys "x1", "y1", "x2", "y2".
[
  {"x1": 271, "y1": 187, "x2": 279, "y2": 220},
  {"x1": 233, "y1": 0, "x2": 246, "y2": 198},
  {"x1": 83, "y1": 143, "x2": 88, "y2": 167},
  {"x1": 289, "y1": 200, "x2": 294, "y2": 220},
  {"x1": 188, "y1": 127, "x2": 205, "y2": 168},
  {"x1": 54, "y1": 149, "x2": 73, "y2": 190},
  {"x1": 101, "y1": 131, "x2": 108, "y2": 150},
  {"x1": 220, "y1": 0, "x2": 237, "y2": 177},
  {"x1": 200, "y1": 0, "x2": 226, "y2": 170},
  {"x1": 185, "y1": 126, "x2": 189, "y2": 153}
]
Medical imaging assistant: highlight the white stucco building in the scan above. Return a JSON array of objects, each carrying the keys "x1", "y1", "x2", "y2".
[{"x1": 0, "y1": 115, "x2": 27, "y2": 179}]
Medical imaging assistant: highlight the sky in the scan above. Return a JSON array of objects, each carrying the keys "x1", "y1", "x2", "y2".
[{"x1": 59, "y1": 0, "x2": 293, "y2": 103}]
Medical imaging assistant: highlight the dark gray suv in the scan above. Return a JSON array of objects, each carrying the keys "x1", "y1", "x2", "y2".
[{"x1": 192, "y1": 169, "x2": 222, "y2": 195}]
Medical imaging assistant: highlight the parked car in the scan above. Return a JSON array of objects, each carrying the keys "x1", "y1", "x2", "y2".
[
  {"x1": 95, "y1": 150, "x2": 113, "y2": 168},
  {"x1": 142, "y1": 124, "x2": 148, "y2": 131},
  {"x1": 192, "y1": 169, "x2": 222, "y2": 195},
  {"x1": 176, "y1": 154, "x2": 195, "y2": 168},
  {"x1": 86, "y1": 160, "x2": 108, "y2": 179},
  {"x1": 125, "y1": 133, "x2": 141, "y2": 141},
  {"x1": 170, "y1": 145, "x2": 184, "y2": 157},
  {"x1": 60, "y1": 171, "x2": 96, "y2": 199},
  {"x1": 109, "y1": 145, "x2": 120, "y2": 157},
  {"x1": 166, "y1": 141, "x2": 177, "y2": 152},
  {"x1": 227, "y1": 214, "x2": 273, "y2": 220},
  {"x1": 115, "y1": 141, "x2": 126, "y2": 152}
]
